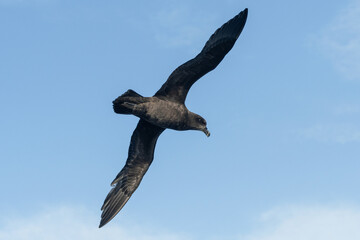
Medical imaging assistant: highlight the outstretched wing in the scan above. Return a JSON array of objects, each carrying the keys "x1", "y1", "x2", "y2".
[
  {"x1": 99, "y1": 120, "x2": 165, "y2": 228},
  {"x1": 154, "y1": 8, "x2": 248, "y2": 104}
]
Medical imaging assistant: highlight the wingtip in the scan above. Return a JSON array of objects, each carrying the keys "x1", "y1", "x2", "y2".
[
  {"x1": 242, "y1": 8, "x2": 248, "y2": 17},
  {"x1": 99, "y1": 221, "x2": 105, "y2": 228},
  {"x1": 99, "y1": 219, "x2": 108, "y2": 228}
]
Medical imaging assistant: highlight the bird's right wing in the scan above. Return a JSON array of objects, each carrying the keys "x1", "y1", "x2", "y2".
[
  {"x1": 99, "y1": 119, "x2": 164, "y2": 228},
  {"x1": 154, "y1": 8, "x2": 248, "y2": 104}
]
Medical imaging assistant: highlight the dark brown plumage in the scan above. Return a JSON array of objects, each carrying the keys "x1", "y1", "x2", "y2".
[{"x1": 100, "y1": 8, "x2": 248, "y2": 228}]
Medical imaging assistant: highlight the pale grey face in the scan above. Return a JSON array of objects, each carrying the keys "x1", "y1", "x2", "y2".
[
  {"x1": 196, "y1": 116, "x2": 207, "y2": 126},
  {"x1": 193, "y1": 115, "x2": 210, "y2": 137}
]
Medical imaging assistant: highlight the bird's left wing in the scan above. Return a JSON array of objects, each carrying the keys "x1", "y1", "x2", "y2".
[
  {"x1": 99, "y1": 119, "x2": 165, "y2": 228},
  {"x1": 154, "y1": 8, "x2": 248, "y2": 104}
]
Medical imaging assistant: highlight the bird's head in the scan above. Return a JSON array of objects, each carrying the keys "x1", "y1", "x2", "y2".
[{"x1": 189, "y1": 113, "x2": 210, "y2": 137}]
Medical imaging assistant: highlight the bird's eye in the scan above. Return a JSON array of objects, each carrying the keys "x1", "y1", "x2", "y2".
[{"x1": 197, "y1": 118, "x2": 205, "y2": 125}]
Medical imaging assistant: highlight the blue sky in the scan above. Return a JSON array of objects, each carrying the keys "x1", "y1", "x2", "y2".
[{"x1": 1, "y1": 0, "x2": 360, "y2": 239}]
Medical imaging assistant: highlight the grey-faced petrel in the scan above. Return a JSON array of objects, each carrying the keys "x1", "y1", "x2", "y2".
[{"x1": 99, "y1": 8, "x2": 248, "y2": 228}]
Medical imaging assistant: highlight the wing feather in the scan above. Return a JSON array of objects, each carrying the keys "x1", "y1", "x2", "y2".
[
  {"x1": 99, "y1": 120, "x2": 164, "y2": 228},
  {"x1": 154, "y1": 8, "x2": 248, "y2": 103}
]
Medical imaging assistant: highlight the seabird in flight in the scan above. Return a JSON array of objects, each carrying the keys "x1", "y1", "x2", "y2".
[{"x1": 100, "y1": 8, "x2": 248, "y2": 228}]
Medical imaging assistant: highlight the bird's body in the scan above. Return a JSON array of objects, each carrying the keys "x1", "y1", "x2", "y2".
[
  {"x1": 115, "y1": 93, "x2": 193, "y2": 130},
  {"x1": 100, "y1": 8, "x2": 248, "y2": 228}
]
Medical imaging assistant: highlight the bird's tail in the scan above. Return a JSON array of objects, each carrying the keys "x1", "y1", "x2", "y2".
[{"x1": 112, "y1": 89, "x2": 145, "y2": 114}]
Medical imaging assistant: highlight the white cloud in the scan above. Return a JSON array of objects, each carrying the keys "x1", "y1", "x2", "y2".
[
  {"x1": 319, "y1": 0, "x2": 360, "y2": 80},
  {"x1": 2, "y1": 205, "x2": 360, "y2": 240},
  {"x1": 0, "y1": 206, "x2": 191, "y2": 240},
  {"x1": 240, "y1": 205, "x2": 360, "y2": 240},
  {"x1": 299, "y1": 123, "x2": 360, "y2": 143}
]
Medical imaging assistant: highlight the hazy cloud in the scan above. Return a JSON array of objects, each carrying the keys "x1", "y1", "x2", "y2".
[
  {"x1": 149, "y1": 5, "x2": 215, "y2": 48},
  {"x1": 241, "y1": 205, "x2": 360, "y2": 240},
  {"x1": 2, "y1": 205, "x2": 360, "y2": 240},
  {"x1": 332, "y1": 104, "x2": 360, "y2": 115},
  {"x1": 297, "y1": 103, "x2": 360, "y2": 143},
  {"x1": 0, "y1": 0, "x2": 53, "y2": 5},
  {"x1": 0, "y1": 206, "x2": 191, "y2": 240},
  {"x1": 299, "y1": 123, "x2": 360, "y2": 143},
  {"x1": 318, "y1": 0, "x2": 360, "y2": 80}
]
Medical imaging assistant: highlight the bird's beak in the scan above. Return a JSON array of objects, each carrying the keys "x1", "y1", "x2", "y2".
[{"x1": 202, "y1": 127, "x2": 210, "y2": 137}]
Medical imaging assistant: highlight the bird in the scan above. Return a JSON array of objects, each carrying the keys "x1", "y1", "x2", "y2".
[{"x1": 99, "y1": 8, "x2": 248, "y2": 228}]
